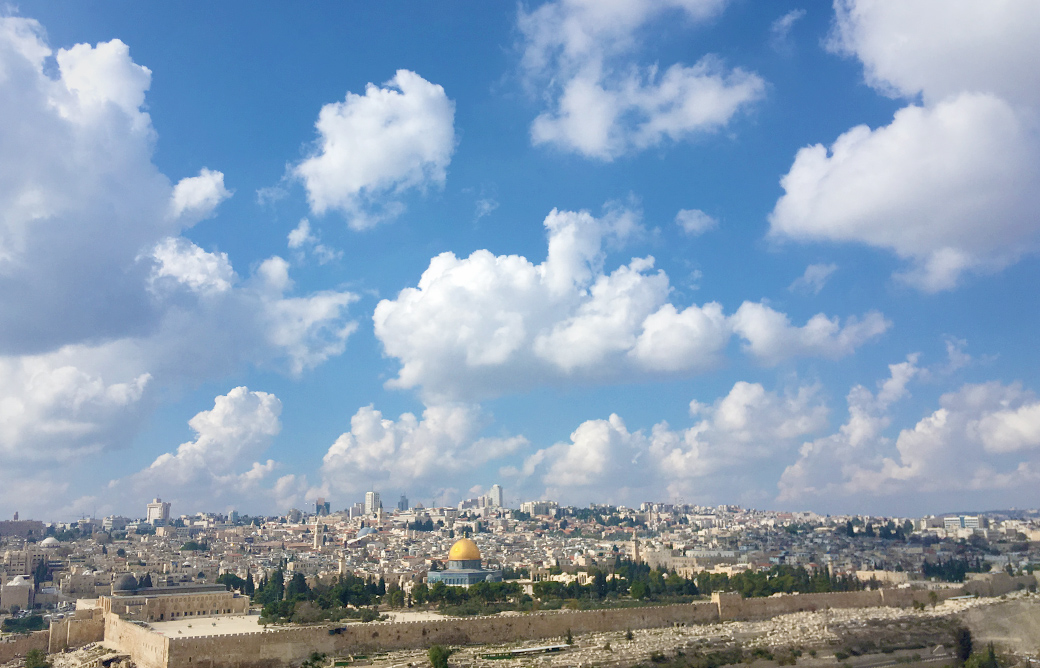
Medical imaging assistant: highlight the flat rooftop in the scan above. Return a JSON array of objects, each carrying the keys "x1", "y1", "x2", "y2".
[
  {"x1": 143, "y1": 611, "x2": 448, "y2": 638},
  {"x1": 147, "y1": 614, "x2": 272, "y2": 638}
]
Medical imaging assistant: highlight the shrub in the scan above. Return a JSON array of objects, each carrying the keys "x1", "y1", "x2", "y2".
[
  {"x1": 24, "y1": 649, "x2": 50, "y2": 668},
  {"x1": 428, "y1": 644, "x2": 453, "y2": 668}
]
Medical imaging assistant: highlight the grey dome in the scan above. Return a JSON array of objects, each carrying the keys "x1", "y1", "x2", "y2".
[{"x1": 112, "y1": 573, "x2": 138, "y2": 593}]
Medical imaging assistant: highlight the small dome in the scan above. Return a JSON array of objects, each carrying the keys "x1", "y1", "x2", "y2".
[
  {"x1": 40, "y1": 537, "x2": 59, "y2": 548},
  {"x1": 448, "y1": 538, "x2": 481, "y2": 562},
  {"x1": 112, "y1": 573, "x2": 138, "y2": 593}
]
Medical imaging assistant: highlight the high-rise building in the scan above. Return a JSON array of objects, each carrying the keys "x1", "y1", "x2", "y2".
[
  {"x1": 314, "y1": 497, "x2": 330, "y2": 516},
  {"x1": 145, "y1": 498, "x2": 170, "y2": 525},
  {"x1": 488, "y1": 484, "x2": 504, "y2": 508},
  {"x1": 364, "y1": 491, "x2": 381, "y2": 516},
  {"x1": 397, "y1": 494, "x2": 409, "y2": 511}
]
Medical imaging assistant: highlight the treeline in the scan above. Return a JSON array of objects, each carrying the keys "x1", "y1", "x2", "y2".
[
  {"x1": 844, "y1": 519, "x2": 915, "y2": 540},
  {"x1": 922, "y1": 557, "x2": 991, "y2": 582},
  {"x1": 530, "y1": 561, "x2": 863, "y2": 603},
  {"x1": 1, "y1": 615, "x2": 46, "y2": 633},
  {"x1": 412, "y1": 580, "x2": 522, "y2": 606},
  {"x1": 250, "y1": 569, "x2": 390, "y2": 623}
]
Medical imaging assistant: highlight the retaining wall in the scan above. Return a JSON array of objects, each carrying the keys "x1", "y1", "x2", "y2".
[
  {"x1": 49, "y1": 610, "x2": 106, "y2": 653},
  {"x1": 103, "y1": 614, "x2": 169, "y2": 668},
  {"x1": 104, "y1": 585, "x2": 974, "y2": 668},
  {"x1": 0, "y1": 630, "x2": 49, "y2": 664}
]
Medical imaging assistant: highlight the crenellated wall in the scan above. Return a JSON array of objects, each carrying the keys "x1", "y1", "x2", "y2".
[
  {"x1": 165, "y1": 603, "x2": 722, "y2": 668},
  {"x1": 4, "y1": 584, "x2": 981, "y2": 668},
  {"x1": 159, "y1": 586, "x2": 958, "y2": 668}
]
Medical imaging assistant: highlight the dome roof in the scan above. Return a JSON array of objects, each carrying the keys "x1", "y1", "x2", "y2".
[
  {"x1": 448, "y1": 538, "x2": 481, "y2": 562},
  {"x1": 357, "y1": 527, "x2": 376, "y2": 538},
  {"x1": 40, "y1": 537, "x2": 59, "y2": 547},
  {"x1": 112, "y1": 573, "x2": 138, "y2": 593}
]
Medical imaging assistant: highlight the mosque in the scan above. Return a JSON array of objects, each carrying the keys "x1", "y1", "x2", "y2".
[{"x1": 426, "y1": 537, "x2": 502, "y2": 587}]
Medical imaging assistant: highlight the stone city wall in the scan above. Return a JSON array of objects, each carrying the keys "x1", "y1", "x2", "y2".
[
  {"x1": 713, "y1": 587, "x2": 963, "y2": 621},
  {"x1": 165, "y1": 587, "x2": 974, "y2": 668},
  {"x1": 0, "y1": 630, "x2": 49, "y2": 664},
  {"x1": 962, "y1": 573, "x2": 1037, "y2": 598},
  {"x1": 103, "y1": 614, "x2": 169, "y2": 668},
  {"x1": 49, "y1": 611, "x2": 106, "y2": 653},
  {"x1": 165, "y1": 603, "x2": 722, "y2": 668}
]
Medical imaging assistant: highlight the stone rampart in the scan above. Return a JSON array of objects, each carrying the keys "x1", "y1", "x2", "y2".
[
  {"x1": 142, "y1": 586, "x2": 973, "y2": 668},
  {"x1": 103, "y1": 614, "x2": 169, "y2": 668},
  {"x1": 165, "y1": 603, "x2": 721, "y2": 668},
  {"x1": 0, "y1": 630, "x2": 49, "y2": 664},
  {"x1": 49, "y1": 611, "x2": 106, "y2": 653},
  {"x1": 714, "y1": 587, "x2": 963, "y2": 621}
]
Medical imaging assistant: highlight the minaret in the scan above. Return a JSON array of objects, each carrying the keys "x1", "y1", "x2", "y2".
[{"x1": 313, "y1": 520, "x2": 324, "y2": 550}]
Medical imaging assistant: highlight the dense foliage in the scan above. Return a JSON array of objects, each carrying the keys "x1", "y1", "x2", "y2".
[
  {"x1": 922, "y1": 557, "x2": 990, "y2": 582},
  {"x1": 1, "y1": 615, "x2": 46, "y2": 633},
  {"x1": 253, "y1": 568, "x2": 387, "y2": 623}
]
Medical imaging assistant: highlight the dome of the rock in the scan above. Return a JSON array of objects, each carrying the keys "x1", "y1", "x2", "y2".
[{"x1": 447, "y1": 538, "x2": 481, "y2": 562}]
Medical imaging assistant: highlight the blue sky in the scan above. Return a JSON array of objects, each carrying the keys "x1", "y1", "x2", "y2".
[{"x1": 3, "y1": 1, "x2": 1040, "y2": 520}]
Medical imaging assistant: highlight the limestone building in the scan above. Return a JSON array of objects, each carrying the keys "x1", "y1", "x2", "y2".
[
  {"x1": 146, "y1": 498, "x2": 171, "y2": 525},
  {"x1": 98, "y1": 575, "x2": 248, "y2": 622},
  {"x1": 426, "y1": 538, "x2": 502, "y2": 587}
]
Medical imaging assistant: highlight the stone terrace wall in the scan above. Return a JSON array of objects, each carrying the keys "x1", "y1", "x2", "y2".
[
  {"x1": 0, "y1": 630, "x2": 49, "y2": 664},
  {"x1": 104, "y1": 614, "x2": 169, "y2": 668}
]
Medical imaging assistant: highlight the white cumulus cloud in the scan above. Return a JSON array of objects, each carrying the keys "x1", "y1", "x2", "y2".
[
  {"x1": 675, "y1": 209, "x2": 717, "y2": 236},
  {"x1": 514, "y1": 380, "x2": 828, "y2": 505},
  {"x1": 519, "y1": 0, "x2": 764, "y2": 160},
  {"x1": 115, "y1": 387, "x2": 296, "y2": 514},
  {"x1": 770, "y1": 1, "x2": 1040, "y2": 291},
  {"x1": 169, "y1": 168, "x2": 232, "y2": 223},
  {"x1": 776, "y1": 356, "x2": 1040, "y2": 506},
  {"x1": 0, "y1": 18, "x2": 360, "y2": 498},
  {"x1": 729, "y1": 301, "x2": 889, "y2": 366},
  {"x1": 321, "y1": 403, "x2": 527, "y2": 498},
  {"x1": 375, "y1": 205, "x2": 886, "y2": 401},
  {"x1": 293, "y1": 69, "x2": 456, "y2": 229}
]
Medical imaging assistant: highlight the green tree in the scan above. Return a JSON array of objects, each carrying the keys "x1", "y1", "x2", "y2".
[
  {"x1": 24, "y1": 649, "x2": 50, "y2": 668},
  {"x1": 32, "y1": 558, "x2": 48, "y2": 586},
  {"x1": 285, "y1": 572, "x2": 310, "y2": 601},
  {"x1": 428, "y1": 644, "x2": 453, "y2": 668},
  {"x1": 217, "y1": 573, "x2": 246, "y2": 592},
  {"x1": 953, "y1": 626, "x2": 973, "y2": 664}
]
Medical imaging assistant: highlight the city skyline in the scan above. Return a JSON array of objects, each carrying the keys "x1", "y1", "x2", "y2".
[{"x1": 2, "y1": 2, "x2": 1040, "y2": 521}]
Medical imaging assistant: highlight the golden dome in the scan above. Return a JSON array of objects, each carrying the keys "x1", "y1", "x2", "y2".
[{"x1": 447, "y1": 538, "x2": 481, "y2": 561}]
